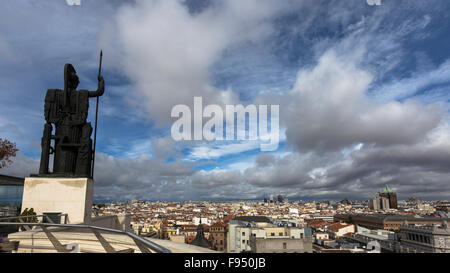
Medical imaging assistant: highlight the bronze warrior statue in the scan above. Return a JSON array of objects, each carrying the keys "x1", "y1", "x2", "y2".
[{"x1": 36, "y1": 63, "x2": 105, "y2": 178}]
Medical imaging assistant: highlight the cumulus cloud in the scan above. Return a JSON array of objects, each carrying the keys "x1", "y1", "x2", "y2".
[
  {"x1": 284, "y1": 49, "x2": 444, "y2": 151},
  {"x1": 4, "y1": 125, "x2": 450, "y2": 201},
  {"x1": 256, "y1": 153, "x2": 275, "y2": 167},
  {"x1": 90, "y1": 152, "x2": 199, "y2": 200},
  {"x1": 0, "y1": 152, "x2": 39, "y2": 178},
  {"x1": 250, "y1": 124, "x2": 450, "y2": 199},
  {"x1": 100, "y1": 0, "x2": 293, "y2": 125},
  {"x1": 172, "y1": 123, "x2": 450, "y2": 201},
  {"x1": 2, "y1": 0, "x2": 450, "y2": 201}
]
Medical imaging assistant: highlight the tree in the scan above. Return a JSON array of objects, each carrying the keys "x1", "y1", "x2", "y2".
[{"x1": 0, "y1": 138, "x2": 18, "y2": 168}]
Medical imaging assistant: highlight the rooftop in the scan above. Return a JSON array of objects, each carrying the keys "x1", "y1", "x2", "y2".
[
  {"x1": 0, "y1": 174, "x2": 24, "y2": 186},
  {"x1": 233, "y1": 216, "x2": 271, "y2": 223},
  {"x1": 379, "y1": 185, "x2": 395, "y2": 194}
]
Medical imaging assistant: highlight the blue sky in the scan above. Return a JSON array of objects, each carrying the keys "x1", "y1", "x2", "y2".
[{"x1": 1, "y1": 0, "x2": 450, "y2": 201}]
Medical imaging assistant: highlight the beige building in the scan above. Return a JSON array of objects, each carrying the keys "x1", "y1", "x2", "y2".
[
  {"x1": 327, "y1": 223, "x2": 355, "y2": 239},
  {"x1": 314, "y1": 232, "x2": 329, "y2": 240}
]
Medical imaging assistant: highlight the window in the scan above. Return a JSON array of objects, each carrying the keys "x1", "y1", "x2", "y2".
[
  {"x1": 242, "y1": 240, "x2": 245, "y2": 243},
  {"x1": 242, "y1": 232, "x2": 245, "y2": 236},
  {"x1": 279, "y1": 232, "x2": 283, "y2": 236},
  {"x1": 283, "y1": 242, "x2": 287, "y2": 249},
  {"x1": 271, "y1": 233, "x2": 275, "y2": 236}
]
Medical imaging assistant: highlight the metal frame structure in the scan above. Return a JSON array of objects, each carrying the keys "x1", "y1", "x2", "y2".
[{"x1": 0, "y1": 215, "x2": 171, "y2": 253}]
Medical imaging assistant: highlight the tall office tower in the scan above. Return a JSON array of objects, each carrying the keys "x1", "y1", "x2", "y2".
[
  {"x1": 380, "y1": 197, "x2": 390, "y2": 210},
  {"x1": 369, "y1": 196, "x2": 390, "y2": 211},
  {"x1": 369, "y1": 197, "x2": 380, "y2": 211},
  {"x1": 379, "y1": 185, "x2": 398, "y2": 209}
]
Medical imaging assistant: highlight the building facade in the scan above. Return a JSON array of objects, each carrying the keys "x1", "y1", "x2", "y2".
[
  {"x1": 249, "y1": 227, "x2": 313, "y2": 253},
  {"x1": 335, "y1": 214, "x2": 448, "y2": 231},
  {"x1": 250, "y1": 236, "x2": 313, "y2": 253},
  {"x1": 209, "y1": 222, "x2": 227, "y2": 252},
  {"x1": 397, "y1": 221, "x2": 450, "y2": 253},
  {"x1": 378, "y1": 185, "x2": 397, "y2": 209},
  {"x1": 227, "y1": 216, "x2": 272, "y2": 253},
  {"x1": 327, "y1": 223, "x2": 355, "y2": 239},
  {"x1": 228, "y1": 216, "x2": 313, "y2": 253}
]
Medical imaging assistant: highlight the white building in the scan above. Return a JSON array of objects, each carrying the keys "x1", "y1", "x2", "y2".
[
  {"x1": 192, "y1": 217, "x2": 209, "y2": 225},
  {"x1": 227, "y1": 217, "x2": 311, "y2": 253}
]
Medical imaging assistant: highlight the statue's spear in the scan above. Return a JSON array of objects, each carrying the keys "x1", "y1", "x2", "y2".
[{"x1": 91, "y1": 50, "x2": 102, "y2": 178}]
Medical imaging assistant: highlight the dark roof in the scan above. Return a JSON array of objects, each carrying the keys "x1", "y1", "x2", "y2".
[
  {"x1": 383, "y1": 215, "x2": 448, "y2": 222},
  {"x1": 189, "y1": 221, "x2": 211, "y2": 249},
  {"x1": 335, "y1": 213, "x2": 448, "y2": 223},
  {"x1": 0, "y1": 174, "x2": 24, "y2": 186},
  {"x1": 233, "y1": 216, "x2": 271, "y2": 223},
  {"x1": 190, "y1": 236, "x2": 211, "y2": 248}
]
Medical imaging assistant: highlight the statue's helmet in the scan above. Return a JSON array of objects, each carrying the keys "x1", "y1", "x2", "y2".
[{"x1": 64, "y1": 63, "x2": 79, "y2": 90}]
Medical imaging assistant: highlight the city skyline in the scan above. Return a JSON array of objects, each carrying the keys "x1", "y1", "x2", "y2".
[{"x1": 1, "y1": 0, "x2": 450, "y2": 202}]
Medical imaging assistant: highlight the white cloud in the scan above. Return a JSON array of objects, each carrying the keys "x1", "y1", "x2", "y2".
[
  {"x1": 284, "y1": 49, "x2": 444, "y2": 151},
  {"x1": 0, "y1": 152, "x2": 39, "y2": 177},
  {"x1": 66, "y1": 0, "x2": 81, "y2": 6},
  {"x1": 100, "y1": 0, "x2": 291, "y2": 126}
]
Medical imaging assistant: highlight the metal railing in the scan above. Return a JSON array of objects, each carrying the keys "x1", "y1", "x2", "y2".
[
  {"x1": 0, "y1": 215, "x2": 171, "y2": 253},
  {"x1": 0, "y1": 213, "x2": 68, "y2": 230}
]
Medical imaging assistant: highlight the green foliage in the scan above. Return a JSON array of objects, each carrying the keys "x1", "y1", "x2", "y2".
[
  {"x1": 0, "y1": 138, "x2": 18, "y2": 168},
  {"x1": 16, "y1": 208, "x2": 38, "y2": 231}
]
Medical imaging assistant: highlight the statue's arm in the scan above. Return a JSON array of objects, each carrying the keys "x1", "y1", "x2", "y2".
[{"x1": 87, "y1": 76, "x2": 105, "y2": 97}]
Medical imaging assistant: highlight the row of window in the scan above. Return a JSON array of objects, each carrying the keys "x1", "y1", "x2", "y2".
[
  {"x1": 406, "y1": 233, "x2": 431, "y2": 244},
  {"x1": 244, "y1": 231, "x2": 304, "y2": 238}
]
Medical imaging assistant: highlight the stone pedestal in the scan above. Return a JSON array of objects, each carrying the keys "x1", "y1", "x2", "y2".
[{"x1": 21, "y1": 177, "x2": 93, "y2": 224}]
